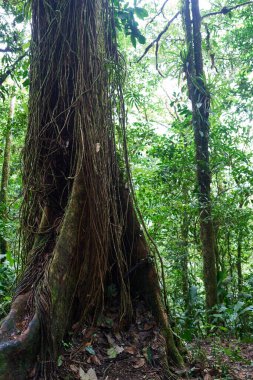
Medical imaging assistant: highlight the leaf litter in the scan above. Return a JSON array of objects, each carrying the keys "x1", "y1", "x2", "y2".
[
  {"x1": 56, "y1": 299, "x2": 167, "y2": 379},
  {"x1": 56, "y1": 299, "x2": 253, "y2": 379}
]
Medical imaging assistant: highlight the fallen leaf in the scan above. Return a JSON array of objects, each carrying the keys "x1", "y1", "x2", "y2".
[
  {"x1": 85, "y1": 346, "x2": 96, "y2": 355},
  {"x1": 106, "y1": 333, "x2": 123, "y2": 358},
  {"x1": 70, "y1": 364, "x2": 79, "y2": 373},
  {"x1": 107, "y1": 347, "x2": 117, "y2": 359},
  {"x1": 79, "y1": 367, "x2": 89, "y2": 380},
  {"x1": 83, "y1": 327, "x2": 96, "y2": 340},
  {"x1": 87, "y1": 355, "x2": 101, "y2": 365},
  {"x1": 132, "y1": 358, "x2": 145, "y2": 369},
  {"x1": 114, "y1": 344, "x2": 124, "y2": 354},
  {"x1": 87, "y1": 368, "x2": 98, "y2": 380},
  {"x1": 106, "y1": 344, "x2": 123, "y2": 358},
  {"x1": 105, "y1": 333, "x2": 115, "y2": 346},
  {"x1": 124, "y1": 346, "x2": 137, "y2": 355},
  {"x1": 79, "y1": 367, "x2": 98, "y2": 380},
  {"x1": 204, "y1": 374, "x2": 213, "y2": 380}
]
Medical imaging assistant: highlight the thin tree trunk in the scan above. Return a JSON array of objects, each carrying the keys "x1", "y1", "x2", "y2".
[
  {"x1": 236, "y1": 201, "x2": 244, "y2": 294},
  {"x1": 0, "y1": 97, "x2": 15, "y2": 261},
  {"x1": 182, "y1": 0, "x2": 218, "y2": 311},
  {"x1": 181, "y1": 211, "x2": 190, "y2": 310},
  {"x1": 213, "y1": 218, "x2": 220, "y2": 272},
  {"x1": 237, "y1": 231, "x2": 243, "y2": 293},
  {"x1": 227, "y1": 231, "x2": 233, "y2": 279}
]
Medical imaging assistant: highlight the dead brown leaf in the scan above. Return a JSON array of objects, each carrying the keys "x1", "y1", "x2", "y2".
[
  {"x1": 204, "y1": 374, "x2": 213, "y2": 380},
  {"x1": 83, "y1": 327, "x2": 96, "y2": 340},
  {"x1": 70, "y1": 364, "x2": 79, "y2": 373},
  {"x1": 132, "y1": 358, "x2": 145, "y2": 369},
  {"x1": 124, "y1": 346, "x2": 137, "y2": 355},
  {"x1": 87, "y1": 355, "x2": 102, "y2": 365}
]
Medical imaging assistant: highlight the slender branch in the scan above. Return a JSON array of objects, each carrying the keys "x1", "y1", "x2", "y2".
[
  {"x1": 0, "y1": 47, "x2": 12, "y2": 53},
  {"x1": 146, "y1": 0, "x2": 170, "y2": 27},
  {"x1": 137, "y1": 11, "x2": 180, "y2": 63},
  {"x1": 202, "y1": 1, "x2": 253, "y2": 19},
  {"x1": 0, "y1": 52, "x2": 27, "y2": 86},
  {"x1": 155, "y1": 41, "x2": 165, "y2": 77},
  {"x1": 0, "y1": 46, "x2": 22, "y2": 53}
]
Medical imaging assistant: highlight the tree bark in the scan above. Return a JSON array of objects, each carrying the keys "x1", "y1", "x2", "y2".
[
  {"x1": 182, "y1": 0, "x2": 218, "y2": 311},
  {"x1": 237, "y1": 231, "x2": 243, "y2": 293},
  {"x1": 227, "y1": 231, "x2": 233, "y2": 279},
  {"x1": 181, "y1": 210, "x2": 190, "y2": 311}
]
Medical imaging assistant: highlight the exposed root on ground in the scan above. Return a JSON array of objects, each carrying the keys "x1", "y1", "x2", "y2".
[{"x1": 0, "y1": 293, "x2": 40, "y2": 380}]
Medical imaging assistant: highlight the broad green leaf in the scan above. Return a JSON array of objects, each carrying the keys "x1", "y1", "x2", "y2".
[
  {"x1": 131, "y1": 35, "x2": 136, "y2": 48},
  {"x1": 137, "y1": 35, "x2": 146, "y2": 45},
  {"x1": 134, "y1": 7, "x2": 148, "y2": 19}
]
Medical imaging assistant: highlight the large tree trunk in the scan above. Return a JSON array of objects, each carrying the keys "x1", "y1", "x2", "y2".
[
  {"x1": 182, "y1": 0, "x2": 218, "y2": 312},
  {"x1": 0, "y1": 1, "x2": 183, "y2": 378}
]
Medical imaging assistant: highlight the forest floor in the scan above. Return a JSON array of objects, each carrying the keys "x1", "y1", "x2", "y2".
[
  {"x1": 56, "y1": 300, "x2": 253, "y2": 380},
  {"x1": 186, "y1": 339, "x2": 253, "y2": 380}
]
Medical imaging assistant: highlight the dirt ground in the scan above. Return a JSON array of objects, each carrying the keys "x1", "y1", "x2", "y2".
[
  {"x1": 56, "y1": 300, "x2": 167, "y2": 379},
  {"x1": 55, "y1": 300, "x2": 253, "y2": 380},
  {"x1": 187, "y1": 339, "x2": 253, "y2": 380}
]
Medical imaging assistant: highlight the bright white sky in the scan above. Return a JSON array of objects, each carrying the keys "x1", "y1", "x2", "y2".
[
  {"x1": 171, "y1": 0, "x2": 211, "y2": 10},
  {"x1": 133, "y1": 0, "x2": 212, "y2": 12}
]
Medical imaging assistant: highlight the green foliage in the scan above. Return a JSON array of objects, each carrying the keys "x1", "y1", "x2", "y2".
[
  {"x1": 113, "y1": 1, "x2": 147, "y2": 47},
  {"x1": 0, "y1": 1, "x2": 30, "y2": 99},
  {"x1": 123, "y1": 0, "x2": 253, "y2": 342},
  {"x1": 0, "y1": 262, "x2": 15, "y2": 319}
]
